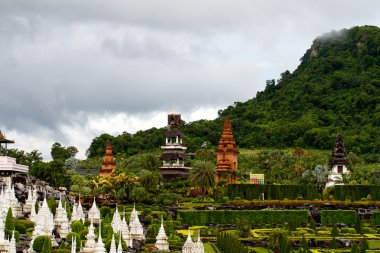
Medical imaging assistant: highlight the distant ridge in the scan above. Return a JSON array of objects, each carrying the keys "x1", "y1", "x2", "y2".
[{"x1": 88, "y1": 26, "x2": 380, "y2": 157}]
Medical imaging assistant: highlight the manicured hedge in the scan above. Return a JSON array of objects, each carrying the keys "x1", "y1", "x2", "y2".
[
  {"x1": 178, "y1": 210, "x2": 308, "y2": 226},
  {"x1": 320, "y1": 210, "x2": 357, "y2": 225},
  {"x1": 333, "y1": 185, "x2": 380, "y2": 201},
  {"x1": 371, "y1": 211, "x2": 380, "y2": 226},
  {"x1": 226, "y1": 184, "x2": 319, "y2": 200}
]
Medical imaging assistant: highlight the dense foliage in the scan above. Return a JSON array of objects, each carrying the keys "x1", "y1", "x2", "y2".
[
  {"x1": 320, "y1": 210, "x2": 357, "y2": 225},
  {"x1": 216, "y1": 232, "x2": 249, "y2": 253},
  {"x1": 371, "y1": 211, "x2": 380, "y2": 226},
  {"x1": 178, "y1": 210, "x2": 308, "y2": 226},
  {"x1": 87, "y1": 26, "x2": 380, "y2": 157},
  {"x1": 333, "y1": 185, "x2": 380, "y2": 200},
  {"x1": 226, "y1": 184, "x2": 319, "y2": 200}
]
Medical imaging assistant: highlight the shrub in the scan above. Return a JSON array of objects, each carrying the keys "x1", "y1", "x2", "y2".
[
  {"x1": 100, "y1": 206, "x2": 111, "y2": 218},
  {"x1": 33, "y1": 236, "x2": 51, "y2": 252},
  {"x1": 144, "y1": 215, "x2": 153, "y2": 224},
  {"x1": 15, "y1": 219, "x2": 35, "y2": 229},
  {"x1": 71, "y1": 220, "x2": 85, "y2": 234},
  {"x1": 227, "y1": 184, "x2": 319, "y2": 200},
  {"x1": 179, "y1": 210, "x2": 308, "y2": 226},
  {"x1": 15, "y1": 223, "x2": 26, "y2": 234},
  {"x1": 321, "y1": 210, "x2": 357, "y2": 225},
  {"x1": 41, "y1": 238, "x2": 52, "y2": 253}
]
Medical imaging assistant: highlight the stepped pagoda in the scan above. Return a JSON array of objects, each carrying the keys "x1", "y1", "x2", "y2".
[
  {"x1": 99, "y1": 143, "x2": 116, "y2": 177},
  {"x1": 215, "y1": 118, "x2": 239, "y2": 183},
  {"x1": 326, "y1": 134, "x2": 350, "y2": 188},
  {"x1": 160, "y1": 113, "x2": 191, "y2": 179}
]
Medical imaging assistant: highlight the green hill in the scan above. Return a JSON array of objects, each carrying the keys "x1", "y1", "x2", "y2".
[{"x1": 88, "y1": 26, "x2": 380, "y2": 157}]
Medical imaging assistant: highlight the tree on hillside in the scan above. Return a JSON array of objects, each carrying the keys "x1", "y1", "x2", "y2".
[
  {"x1": 189, "y1": 160, "x2": 215, "y2": 195},
  {"x1": 51, "y1": 142, "x2": 78, "y2": 161},
  {"x1": 139, "y1": 170, "x2": 161, "y2": 192}
]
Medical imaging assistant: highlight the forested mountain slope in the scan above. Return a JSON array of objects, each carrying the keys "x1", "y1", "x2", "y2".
[{"x1": 88, "y1": 26, "x2": 380, "y2": 157}]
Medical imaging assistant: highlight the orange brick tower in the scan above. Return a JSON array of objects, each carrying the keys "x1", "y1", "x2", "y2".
[
  {"x1": 99, "y1": 143, "x2": 116, "y2": 177},
  {"x1": 215, "y1": 118, "x2": 239, "y2": 183}
]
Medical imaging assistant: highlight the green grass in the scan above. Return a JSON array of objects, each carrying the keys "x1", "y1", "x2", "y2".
[
  {"x1": 248, "y1": 247, "x2": 273, "y2": 253},
  {"x1": 368, "y1": 240, "x2": 380, "y2": 250},
  {"x1": 204, "y1": 243, "x2": 219, "y2": 253}
]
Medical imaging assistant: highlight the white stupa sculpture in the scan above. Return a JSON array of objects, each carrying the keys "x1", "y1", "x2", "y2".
[
  {"x1": 82, "y1": 220, "x2": 97, "y2": 253},
  {"x1": 111, "y1": 205, "x2": 121, "y2": 232},
  {"x1": 129, "y1": 204, "x2": 145, "y2": 241},
  {"x1": 8, "y1": 181, "x2": 22, "y2": 218},
  {"x1": 193, "y1": 230, "x2": 204, "y2": 253},
  {"x1": 30, "y1": 199, "x2": 37, "y2": 223},
  {"x1": 0, "y1": 186, "x2": 10, "y2": 219},
  {"x1": 155, "y1": 216, "x2": 169, "y2": 251},
  {"x1": 71, "y1": 199, "x2": 78, "y2": 222},
  {"x1": 117, "y1": 231, "x2": 123, "y2": 253},
  {"x1": 0, "y1": 215, "x2": 9, "y2": 252},
  {"x1": 109, "y1": 234, "x2": 117, "y2": 253},
  {"x1": 121, "y1": 213, "x2": 132, "y2": 247},
  {"x1": 94, "y1": 221, "x2": 106, "y2": 253},
  {"x1": 88, "y1": 198, "x2": 100, "y2": 224},
  {"x1": 76, "y1": 197, "x2": 86, "y2": 222},
  {"x1": 8, "y1": 231, "x2": 16, "y2": 253},
  {"x1": 24, "y1": 187, "x2": 34, "y2": 214},
  {"x1": 54, "y1": 196, "x2": 70, "y2": 239},
  {"x1": 182, "y1": 229, "x2": 195, "y2": 253},
  {"x1": 71, "y1": 236, "x2": 77, "y2": 253},
  {"x1": 32, "y1": 196, "x2": 57, "y2": 246}
]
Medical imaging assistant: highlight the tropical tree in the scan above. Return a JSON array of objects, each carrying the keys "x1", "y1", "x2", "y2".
[
  {"x1": 139, "y1": 170, "x2": 161, "y2": 191},
  {"x1": 189, "y1": 160, "x2": 215, "y2": 195}
]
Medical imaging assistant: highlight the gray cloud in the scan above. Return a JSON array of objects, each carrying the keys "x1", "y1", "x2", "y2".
[{"x1": 1, "y1": 0, "x2": 380, "y2": 158}]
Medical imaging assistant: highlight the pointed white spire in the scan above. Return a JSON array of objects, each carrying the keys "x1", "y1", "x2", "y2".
[
  {"x1": 94, "y1": 220, "x2": 106, "y2": 253},
  {"x1": 117, "y1": 231, "x2": 123, "y2": 253},
  {"x1": 155, "y1": 215, "x2": 169, "y2": 251},
  {"x1": 0, "y1": 214, "x2": 5, "y2": 243},
  {"x1": 76, "y1": 196, "x2": 85, "y2": 222},
  {"x1": 193, "y1": 230, "x2": 204, "y2": 253},
  {"x1": 112, "y1": 204, "x2": 121, "y2": 232},
  {"x1": 71, "y1": 236, "x2": 77, "y2": 253},
  {"x1": 109, "y1": 234, "x2": 117, "y2": 253},
  {"x1": 84, "y1": 219, "x2": 96, "y2": 250},
  {"x1": 182, "y1": 229, "x2": 195, "y2": 253},
  {"x1": 88, "y1": 197, "x2": 100, "y2": 224},
  {"x1": 129, "y1": 204, "x2": 144, "y2": 241},
  {"x1": 120, "y1": 208, "x2": 131, "y2": 247},
  {"x1": 8, "y1": 230, "x2": 16, "y2": 253}
]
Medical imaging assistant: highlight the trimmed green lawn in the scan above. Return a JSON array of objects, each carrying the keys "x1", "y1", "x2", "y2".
[
  {"x1": 204, "y1": 243, "x2": 219, "y2": 253},
  {"x1": 248, "y1": 247, "x2": 273, "y2": 253},
  {"x1": 368, "y1": 240, "x2": 380, "y2": 250}
]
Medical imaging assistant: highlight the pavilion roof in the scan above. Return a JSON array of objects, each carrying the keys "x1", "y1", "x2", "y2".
[{"x1": 0, "y1": 130, "x2": 15, "y2": 144}]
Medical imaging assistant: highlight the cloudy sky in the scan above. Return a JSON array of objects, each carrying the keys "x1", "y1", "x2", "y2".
[{"x1": 1, "y1": 0, "x2": 380, "y2": 160}]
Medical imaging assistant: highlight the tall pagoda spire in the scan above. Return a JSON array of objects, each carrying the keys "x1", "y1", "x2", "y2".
[
  {"x1": 326, "y1": 134, "x2": 350, "y2": 188},
  {"x1": 99, "y1": 142, "x2": 116, "y2": 177},
  {"x1": 329, "y1": 134, "x2": 348, "y2": 165},
  {"x1": 160, "y1": 112, "x2": 191, "y2": 179},
  {"x1": 215, "y1": 118, "x2": 239, "y2": 183}
]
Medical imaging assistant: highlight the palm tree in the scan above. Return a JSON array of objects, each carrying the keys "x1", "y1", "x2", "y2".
[
  {"x1": 139, "y1": 170, "x2": 162, "y2": 191},
  {"x1": 189, "y1": 160, "x2": 215, "y2": 196}
]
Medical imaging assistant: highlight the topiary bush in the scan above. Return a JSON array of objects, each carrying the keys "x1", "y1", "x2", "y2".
[
  {"x1": 100, "y1": 206, "x2": 111, "y2": 218},
  {"x1": 144, "y1": 215, "x2": 153, "y2": 224},
  {"x1": 71, "y1": 220, "x2": 85, "y2": 234},
  {"x1": 33, "y1": 236, "x2": 51, "y2": 252},
  {"x1": 41, "y1": 238, "x2": 52, "y2": 253}
]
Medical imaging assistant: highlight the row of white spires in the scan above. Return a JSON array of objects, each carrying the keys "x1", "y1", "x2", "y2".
[{"x1": 0, "y1": 177, "x2": 203, "y2": 253}]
